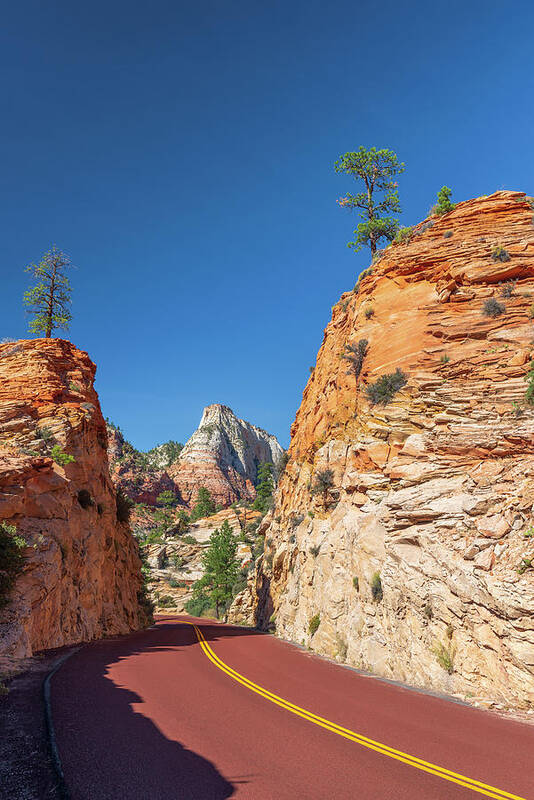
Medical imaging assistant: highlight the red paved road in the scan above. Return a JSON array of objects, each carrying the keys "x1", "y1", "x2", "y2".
[{"x1": 51, "y1": 617, "x2": 534, "y2": 799}]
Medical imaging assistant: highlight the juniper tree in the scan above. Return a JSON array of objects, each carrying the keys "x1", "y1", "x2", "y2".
[
  {"x1": 343, "y1": 339, "x2": 368, "y2": 382},
  {"x1": 24, "y1": 246, "x2": 74, "y2": 337},
  {"x1": 335, "y1": 146, "x2": 404, "y2": 255}
]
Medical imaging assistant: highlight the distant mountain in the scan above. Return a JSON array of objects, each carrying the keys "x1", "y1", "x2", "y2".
[
  {"x1": 107, "y1": 404, "x2": 284, "y2": 508},
  {"x1": 169, "y1": 404, "x2": 284, "y2": 506}
]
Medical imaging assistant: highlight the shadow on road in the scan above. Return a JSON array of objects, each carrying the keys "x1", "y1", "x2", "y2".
[{"x1": 51, "y1": 618, "x2": 260, "y2": 799}]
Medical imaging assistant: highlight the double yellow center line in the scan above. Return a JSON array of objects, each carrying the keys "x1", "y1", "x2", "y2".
[{"x1": 186, "y1": 622, "x2": 526, "y2": 800}]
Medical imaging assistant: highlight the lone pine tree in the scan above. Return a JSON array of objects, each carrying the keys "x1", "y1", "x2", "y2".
[
  {"x1": 24, "y1": 245, "x2": 74, "y2": 338},
  {"x1": 335, "y1": 146, "x2": 404, "y2": 256}
]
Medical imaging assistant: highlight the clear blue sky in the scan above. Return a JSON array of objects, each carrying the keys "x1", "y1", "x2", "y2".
[{"x1": 3, "y1": 0, "x2": 534, "y2": 449}]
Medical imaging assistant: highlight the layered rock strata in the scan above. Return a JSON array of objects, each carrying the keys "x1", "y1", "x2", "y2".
[
  {"x1": 0, "y1": 339, "x2": 149, "y2": 657},
  {"x1": 230, "y1": 191, "x2": 534, "y2": 709}
]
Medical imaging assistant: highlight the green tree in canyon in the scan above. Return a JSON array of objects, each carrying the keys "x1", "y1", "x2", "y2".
[
  {"x1": 24, "y1": 245, "x2": 74, "y2": 337},
  {"x1": 335, "y1": 146, "x2": 404, "y2": 255},
  {"x1": 186, "y1": 520, "x2": 240, "y2": 618},
  {"x1": 252, "y1": 462, "x2": 275, "y2": 513},
  {"x1": 190, "y1": 486, "x2": 216, "y2": 521}
]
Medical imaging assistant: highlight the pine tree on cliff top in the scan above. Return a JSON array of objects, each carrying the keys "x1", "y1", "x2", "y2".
[
  {"x1": 24, "y1": 245, "x2": 74, "y2": 337},
  {"x1": 335, "y1": 146, "x2": 404, "y2": 255}
]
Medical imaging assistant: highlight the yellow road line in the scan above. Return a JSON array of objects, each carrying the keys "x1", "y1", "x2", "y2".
[{"x1": 185, "y1": 621, "x2": 526, "y2": 800}]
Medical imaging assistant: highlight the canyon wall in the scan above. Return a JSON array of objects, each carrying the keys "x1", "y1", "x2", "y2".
[
  {"x1": 230, "y1": 191, "x2": 534, "y2": 709},
  {"x1": 0, "y1": 339, "x2": 149, "y2": 658}
]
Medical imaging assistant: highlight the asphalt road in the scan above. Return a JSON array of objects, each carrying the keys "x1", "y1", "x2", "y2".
[{"x1": 51, "y1": 617, "x2": 534, "y2": 799}]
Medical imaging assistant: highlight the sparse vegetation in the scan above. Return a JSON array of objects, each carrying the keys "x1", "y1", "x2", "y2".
[
  {"x1": 483, "y1": 298, "x2": 506, "y2": 318},
  {"x1": 371, "y1": 571, "x2": 383, "y2": 602},
  {"x1": 352, "y1": 576, "x2": 359, "y2": 591},
  {"x1": 431, "y1": 186, "x2": 455, "y2": 216},
  {"x1": 311, "y1": 468, "x2": 334, "y2": 508},
  {"x1": 423, "y1": 604, "x2": 433, "y2": 620},
  {"x1": 393, "y1": 226, "x2": 413, "y2": 244},
  {"x1": 434, "y1": 642, "x2": 454, "y2": 674},
  {"x1": 35, "y1": 427, "x2": 53, "y2": 442},
  {"x1": 181, "y1": 535, "x2": 197, "y2": 545},
  {"x1": 309, "y1": 544, "x2": 320, "y2": 557},
  {"x1": 364, "y1": 304, "x2": 375, "y2": 319},
  {"x1": 342, "y1": 339, "x2": 368, "y2": 381},
  {"x1": 443, "y1": 230, "x2": 453, "y2": 238},
  {"x1": 0, "y1": 521, "x2": 26, "y2": 607},
  {"x1": 308, "y1": 613, "x2": 321, "y2": 635},
  {"x1": 440, "y1": 354, "x2": 450, "y2": 364},
  {"x1": 366, "y1": 369, "x2": 407, "y2": 405},
  {"x1": 491, "y1": 245, "x2": 510, "y2": 263},
  {"x1": 517, "y1": 557, "x2": 533, "y2": 575},
  {"x1": 50, "y1": 445, "x2": 75, "y2": 466},
  {"x1": 501, "y1": 281, "x2": 515, "y2": 298}
]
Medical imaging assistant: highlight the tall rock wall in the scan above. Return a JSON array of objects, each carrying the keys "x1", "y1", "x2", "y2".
[
  {"x1": 0, "y1": 339, "x2": 149, "y2": 658},
  {"x1": 230, "y1": 191, "x2": 534, "y2": 709},
  {"x1": 170, "y1": 404, "x2": 284, "y2": 506}
]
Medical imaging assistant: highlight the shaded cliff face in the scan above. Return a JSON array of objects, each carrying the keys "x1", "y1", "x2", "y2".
[
  {"x1": 231, "y1": 191, "x2": 534, "y2": 710},
  {"x1": 0, "y1": 339, "x2": 149, "y2": 658},
  {"x1": 170, "y1": 404, "x2": 284, "y2": 507}
]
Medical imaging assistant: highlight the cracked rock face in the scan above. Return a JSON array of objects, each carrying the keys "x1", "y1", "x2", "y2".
[
  {"x1": 170, "y1": 404, "x2": 284, "y2": 506},
  {"x1": 230, "y1": 192, "x2": 534, "y2": 709},
  {"x1": 0, "y1": 339, "x2": 149, "y2": 658}
]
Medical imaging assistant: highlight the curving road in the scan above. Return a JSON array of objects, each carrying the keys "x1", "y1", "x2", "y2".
[{"x1": 51, "y1": 617, "x2": 534, "y2": 799}]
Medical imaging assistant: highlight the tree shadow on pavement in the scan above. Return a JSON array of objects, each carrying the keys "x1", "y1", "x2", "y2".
[{"x1": 50, "y1": 618, "x2": 261, "y2": 799}]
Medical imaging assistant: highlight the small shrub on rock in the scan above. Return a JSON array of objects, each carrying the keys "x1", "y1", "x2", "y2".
[
  {"x1": 364, "y1": 305, "x2": 375, "y2": 319},
  {"x1": 524, "y1": 360, "x2": 534, "y2": 406},
  {"x1": 434, "y1": 642, "x2": 454, "y2": 674},
  {"x1": 393, "y1": 226, "x2": 413, "y2": 244},
  {"x1": 309, "y1": 544, "x2": 320, "y2": 557},
  {"x1": 308, "y1": 613, "x2": 321, "y2": 635},
  {"x1": 366, "y1": 369, "x2": 407, "y2": 405},
  {"x1": 443, "y1": 230, "x2": 453, "y2": 238},
  {"x1": 491, "y1": 245, "x2": 510, "y2": 263},
  {"x1": 352, "y1": 576, "x2": 359, "y2": 591},
  {"x1": 51, "y1": 445, "x2": 75, "y2": 466},
  {"x1": 371, "y1": 571, "x2": 383, "y2": 602},
  {"x1": 501, "y1": 281, "x2": 515, "y2": 298},
  {"x1": 483, "y1": 298, "x2": 506, "y2": 318}
]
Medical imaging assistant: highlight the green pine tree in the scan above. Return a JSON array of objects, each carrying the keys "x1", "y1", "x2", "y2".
[
  {"x1": 252, "y1": 462, "x2": 275, "y2": 513},
  {"x1": 335, "y1": 146, "x2": 405, "y2": 255},
  {"x1": 190, "y1": 486, "x2": 216, "y2": 521},
  {"x1": 24, "y1": 245, "x2": 74, "y2": 337},
  {"x1": 201, "y1": 519, "x2": 240, "y2": 618}
]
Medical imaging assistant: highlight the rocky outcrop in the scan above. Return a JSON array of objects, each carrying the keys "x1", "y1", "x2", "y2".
[
  {"x1": 0, "y1": 339, "x2": 149, "y2": 658},
  {"x1": 170, "y1": 404, "x2": 284, "y2": 507},
  {"x1": 230, "y1": 192, "x2": 534, "y2": 710},
  {"x1": 107, "y1": 426, "x2": 181, "y2": 506}
]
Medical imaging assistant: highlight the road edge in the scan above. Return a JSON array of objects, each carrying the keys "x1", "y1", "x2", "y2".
[{"x1": 43, "y1": 647, "x2": 82, "y2": 800}]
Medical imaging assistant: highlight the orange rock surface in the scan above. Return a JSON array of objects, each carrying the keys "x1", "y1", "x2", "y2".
[
  {"x1": 230, "y1": 192, "x2": 534, "y2": 709},
  {"x1": 0, "y1": 339, "x2": 149, "y2": 657}
]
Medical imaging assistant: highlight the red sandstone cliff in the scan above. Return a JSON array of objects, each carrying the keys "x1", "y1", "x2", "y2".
[
  {"x1": 230, "y1": 191, "x2": 534, "y2": 710},
  {"x1": 0, "y1": 339, "x2": 150, "y2": 658}
]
